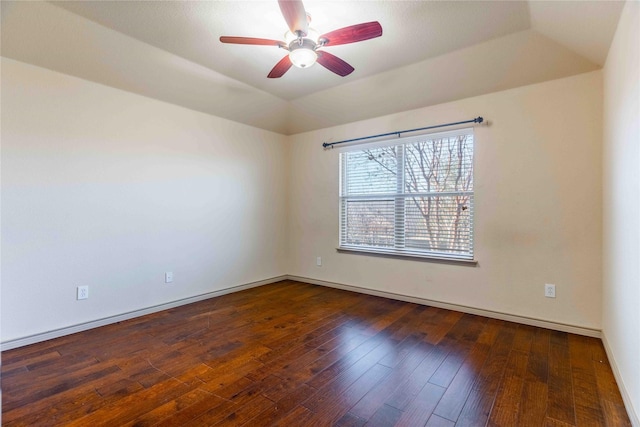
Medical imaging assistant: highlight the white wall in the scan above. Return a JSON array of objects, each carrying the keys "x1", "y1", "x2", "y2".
[
  {"x1": 288, "y1": 71, "x2": 603, "y2": 331},
  {"x1": 602, "y1": 1, "x2": 640, "y2": 424},
  {"x1": 1, "y1": 58, "x2": 289, "y2": 343}
]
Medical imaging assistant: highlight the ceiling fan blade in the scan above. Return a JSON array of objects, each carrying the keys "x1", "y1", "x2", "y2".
[
  {"x1": 220, "y1": 36, "x2": 286, "y2": 48},
  {"x1": 268, "y1": 55, "x2": 293, "y2": 78},
  {"x1": 316, "y1": 51, "x2": 354, "y2": 77},
  {"x1": 278, "y1": 0, "x2": 308, "y2": 36},
  {"x1": 319, "y1": 21, "x2": 383, "y2": 47}
]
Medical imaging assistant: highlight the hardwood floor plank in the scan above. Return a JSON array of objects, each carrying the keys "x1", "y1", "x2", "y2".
[
  {"x1": 210, "y1": 394, "x2": 274, "y2": 427},
  {"x1": 2, "y1": 355, "x2": 102, "y2": 397},
  {"x1": 1, "y1": 350, "x2": 61, "y2": 373},
  {"x1": 431, "y1": 341, "x2": 491, "y2": 422},
  {"x1": 262, "y1": 330, "x2": 370, "y2": 393},
  {"x1": 96, "y1": 377, "x2": 145, "y2": 397},
  {"x1": 454, "y1": 321, "x2": 517, "y2": 426},
  {"x1": 487, "y1": 350, "x2": 529, "y2": 426},
  {"x1": 567, "y1": 334, "x2": 606, "y2": 425},
  {"x1": 544, "y1": 417, "x2": 575, "y2": 427},
  {"x1": 599, "y1": 399, "x2": 632, "y2": 427},
  {"x1": 422, "y1": 310, "x2": 465, "y2": 345},
  {"x1": 593, "y1": 357, "x2": 632, "y2": 427},
  {"x1": 2, "y1": 384, "x2": 104, "y2": 426},
  {"x1": 64, "y1": 377, "x2": 194, "y2": 426},
  {"x1": 120, "y1": 388, "x2": 212, "y2": 427},
  {"x1": 179, "y1": 397, "x2": 242, "y2": 427},
  {"x1": 425, "y1": 414, "x2": 455, "y2": 427},
  {"x1": 247, "y1": 324, "x2": 353, "y2": 383},
  {"x1": 426, "y1": 313, "x2": 487, "y2": 390},
  {"x1": 378, "y1": 332, "x2": 422, "y2": 368},
  {"x1": 517, "y1": 327, "x2": 550, "y2": 426},
  {"x1": 304, "y1": 335, "x2": 392, "y2": 391},
  {"x1": 349, "y1": 337, "x2": 434, "y2": 420},
  {"x1": 511, "y1": 324, "x2": 535, "y2": 353},
  {"x1": 443, "y1": 313, "x2": 488, "y2": 344},
  {"x1": 257, "y1": 313, "x2": 347, "y2": 362},
  {"x1": 303, "y1": 361, "x2": 392, "y2": 413},
  {"x1": 3, "y1": 364, "x2": 121, "y2": 413},
  {"x1": 358, "y1": 302, "x2": 418, "y2": 338},
  {"x1": 519, "y1": 380, "x2": 549, "y2": 427},
  {"x1": 384, "y1": 343, "x2": 448, "y2": 410},
  {"x1": 336, "y1": 412, "x2": 367, "y2": 427},
  {"x1": 363, "y1": 404, "x2": 402, "y2": 426},
  {"x1": 394, "y1": 382, "x2": 446, "y2": 426},
  {"x1": 2, "y1": 336, "x2": 80, "y2": 365},
  {"x1": 247, "y1": 383, "x2": 317, "y2": 427},
  {"x1": 197, "y1": 359, "x2": 265, "y2": 394},
  {"x1": 427, "y1": 338, "x2": 471, "y2": 389},
  {"x1": 152, "y1": 393, "x2": 227, "y2": 427},
  {"x1": 272, "y1": 405, "x2": 316, "y2": 426},
  {"x1": 547, "y1": 331, "x2": 576, "y2": 425},
  {"x1": 1, "y1": 281, "x2": 631, "y2": 426},
  {"x1": 303, "y1": 363, "x2": 392, "y2": 425}
]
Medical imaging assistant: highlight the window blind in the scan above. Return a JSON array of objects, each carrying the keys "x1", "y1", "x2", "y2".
[{"x1": 339, "y1": 128, "x2": 474, "y2": 260}]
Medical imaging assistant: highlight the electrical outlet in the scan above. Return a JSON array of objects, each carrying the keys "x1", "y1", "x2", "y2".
[
  {"x1": 77, "y1": 286, "x2": 89, "y2": 300},
  {"x1": 545, "y1": 284, "x2": 556, "y2": 298},
  {"x1": 316, "y1": 257, "x2": 322, "y2": 267},
  {"x1": 165, "y1": 272, "x2": 173, "y2": 283}
]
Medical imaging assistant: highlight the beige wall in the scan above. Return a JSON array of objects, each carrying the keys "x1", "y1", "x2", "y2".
[
  {"x1": 603, "y1": 1, "x2": 640, "y2": 424},
  {"x1": 1, "y1": 58, "x2": 289, "y2": 343},
  {"x1": 288, "y1": 71, "x2": 603, "y2": 331}
]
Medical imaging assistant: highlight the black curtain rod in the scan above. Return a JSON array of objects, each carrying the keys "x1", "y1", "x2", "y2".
[{"x1": 322, "y1": 116, "x2": 483, "y2": 148}]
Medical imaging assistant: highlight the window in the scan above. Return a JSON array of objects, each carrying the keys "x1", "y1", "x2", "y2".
[{"x1": 339, "y1": 128, "x2": 474, "y2": 261}]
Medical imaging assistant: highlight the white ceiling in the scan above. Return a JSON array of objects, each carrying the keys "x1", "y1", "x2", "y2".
[{"x1": 1, "y1": 1, "x2": 625, "y2": 135}]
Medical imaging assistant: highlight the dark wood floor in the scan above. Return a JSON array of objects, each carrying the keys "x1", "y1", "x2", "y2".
[{"x1": 1, "y1": 280, "x2": 631, "y2": 426}]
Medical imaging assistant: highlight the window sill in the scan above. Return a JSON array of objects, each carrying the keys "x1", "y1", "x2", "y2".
[{"x1": 336, "y1": 246, "x2": 478, "y2": 266}]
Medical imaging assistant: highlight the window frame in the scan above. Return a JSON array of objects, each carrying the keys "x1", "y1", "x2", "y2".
[{"x1": 338, "y1": 127, "x2": 476, "y2": 263}]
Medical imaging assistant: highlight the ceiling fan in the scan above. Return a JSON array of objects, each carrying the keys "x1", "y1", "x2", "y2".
[{"x1": 219, "y1": 0, "x2": 382, "y2": 78}]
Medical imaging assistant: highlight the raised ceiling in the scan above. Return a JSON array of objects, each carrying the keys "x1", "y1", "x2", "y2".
[{"x1": 1, "y1": 1, "x2": 625, "y2": 135}]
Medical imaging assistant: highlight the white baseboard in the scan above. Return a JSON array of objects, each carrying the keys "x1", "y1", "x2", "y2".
[
  {"x1": 601, "y1": 333, "x2": 639, "y2": 427},
  {"x1": 0, "y1": 275, "x2": 287, "y2": 351},
  {"x1": 287, "y1": 275, "x2": 602, "y2": 338}
]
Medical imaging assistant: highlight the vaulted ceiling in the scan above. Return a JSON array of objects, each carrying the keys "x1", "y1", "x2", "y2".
[{"x1": 1, "y1": 1, "x2": 625, "y2": 135}]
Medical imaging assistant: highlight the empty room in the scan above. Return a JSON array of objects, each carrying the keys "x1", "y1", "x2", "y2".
[{"x1": 1, "y1": 1, "x2": 638, "y2": 426}]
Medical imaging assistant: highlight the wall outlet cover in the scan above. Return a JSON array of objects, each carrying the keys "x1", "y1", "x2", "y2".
[
  {"x1": 545, "y1": 284, "x2": 556, "y2": 298},
  {"x1": 77, "y1": 286, "x2": 89, "y2": 300}
]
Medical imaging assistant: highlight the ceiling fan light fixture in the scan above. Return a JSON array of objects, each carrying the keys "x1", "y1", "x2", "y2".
[
  {"x1": 288, "y1": 40, "x2": 317, "y2": 68},
  {"x1": 289, "y1": 48, "x2": 317, "y2": 68}
]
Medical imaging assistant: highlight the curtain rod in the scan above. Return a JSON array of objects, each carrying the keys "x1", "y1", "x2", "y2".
[{"x1": 322, "y1": 116, "x2": 483, "y2": 149}]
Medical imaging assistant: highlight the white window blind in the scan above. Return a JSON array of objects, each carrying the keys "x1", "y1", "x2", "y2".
[{"x1": 339, "y1": 128, "x2": 474, "y2": 260}]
